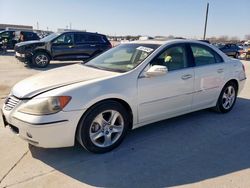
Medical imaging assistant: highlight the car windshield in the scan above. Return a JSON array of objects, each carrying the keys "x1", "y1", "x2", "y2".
[
  {"x1": 40, "y1": 33, "x2": 60, "y2": 42},
  {"x1": 85, "y1": 43, "x2": 159, "y2": 72},
  {"x1": 0, "y1": 31, "x2": 8, "y2": 38}
]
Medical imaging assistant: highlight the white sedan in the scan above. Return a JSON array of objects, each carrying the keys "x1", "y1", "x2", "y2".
[{"x1": 1, "y1": 40, "x2": 246, "y2": 153}]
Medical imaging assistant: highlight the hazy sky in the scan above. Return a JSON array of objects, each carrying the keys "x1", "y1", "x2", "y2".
[{"x1": 0, "y1": 0, "x2": 249, "y2": 39}]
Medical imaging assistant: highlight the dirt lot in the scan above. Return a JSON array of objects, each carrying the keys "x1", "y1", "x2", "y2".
[{"x1": 0, "y1": 53, "x2": 250, "y2": 188}]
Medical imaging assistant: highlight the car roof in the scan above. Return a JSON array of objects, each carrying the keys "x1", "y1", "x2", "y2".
[
  {"x1": 60, "y1": 31, "x2": 106, "y2": 36},
  {"x1": 130, "y1": 39, "x2": 211, "y2": 46}
]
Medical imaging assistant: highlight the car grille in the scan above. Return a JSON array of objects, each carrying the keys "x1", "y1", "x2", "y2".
[{"x1": 4, "y1": 96, "x2": 20, "y2": 111}]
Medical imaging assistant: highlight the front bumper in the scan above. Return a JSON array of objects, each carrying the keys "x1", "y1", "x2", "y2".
[
  {"x1": 15, "y1": 52, "x2": 32, "y2": 63},
  {"x1": 2, "y1": 101, "x2": 85, "y2": 148}
]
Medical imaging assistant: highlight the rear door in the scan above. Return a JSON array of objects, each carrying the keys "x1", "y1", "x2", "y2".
[
  {"x1": 51, "y1": 33, "x2": 75, "y2": 60},
  {"x1": 73, "y1": 33, "x2": 97, "y2": 60},
  {"x1": 190, "y1": 43, "x2": 226, "y2": 110}
]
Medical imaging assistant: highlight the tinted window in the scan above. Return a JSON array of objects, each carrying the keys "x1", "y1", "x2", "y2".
[
  {"x1": 191, "y1": 44, "x2": 223, "y2": 66},
  {"x1": 87, "y1": 34, "x2": 103, "y2": 43},
  {"x1": 151, "y1": 45, "x2": 188, "y2": 71},
  {"x1": 74, "y1": 33, "x2": 87, "y2": 44}
]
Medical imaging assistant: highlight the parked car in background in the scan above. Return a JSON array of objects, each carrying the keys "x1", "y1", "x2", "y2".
[
  {"x1": 0, "y1": 30, "x2": 17, "y2": 50},
  {"x1": 2, "y1": 40, "x2": 246, "y2": 153},
  {"x1": 239, "y1": 45, "x2": 250, "y2": 59},
  {"x1": 219, "y1": 43, "x2": 243, "y2": 58},
  {"x1": 0, "y1": 30, "x2": 40, "y2": 50},
  {"x1": 14, "y1": 31, "x2": 112, "y2": 68},
  {"x1": 19, "y1": 31, "x2": 40, "y2": 42}
]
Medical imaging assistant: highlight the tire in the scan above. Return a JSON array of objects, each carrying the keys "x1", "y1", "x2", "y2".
[
  {"x1": 32, "y1": 52, "x2": 50, "y2": 68},
  {"x1": 77, "y1": 101, "x2": 130, "y2": 153},
  {"x1": 214, "y1": 82, "x2": 238, "y2": 113}
]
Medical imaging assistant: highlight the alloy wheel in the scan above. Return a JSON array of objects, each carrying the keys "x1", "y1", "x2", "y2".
[
  {"x1": 35, "y1": 54, "x2": 48, "y2": 66},
  {"x1": 222, "y1": 85, "x2": 236, "y2": 110},
  {"x1": 89, "y1": 110, "x2": 124, "y2": 148}
]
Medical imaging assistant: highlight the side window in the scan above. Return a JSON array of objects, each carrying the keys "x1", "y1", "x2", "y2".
[
  {"x1": 53, "y1": 33, "x2": 74, "y2": 44},
  {"x1": 74, "y1": 33, "x2": 87, "y2": 44},
  {"x1": 191, "y1": 44, "x2": 223, "y2": 66},
  {"x1": 1, "y1": 32, "x2": 9, "y2": 38},
  {"x1": 87, "y1": 35, "x2": 102, "y2": 43},
  {"x1": 151, "y1": 45, "x2": 188, "y2": 71}
]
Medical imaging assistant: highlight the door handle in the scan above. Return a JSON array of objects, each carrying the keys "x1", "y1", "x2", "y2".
[
  {"x1": 217, "y1": 68, "x2": 224, "y2": 73},
  {"x1": 69, "y1": 45, "x2": 74, "y2": 48},
  {"x1": 181, "y1": 74, "x2": 192, "y2": 80},
  {"x1": 90, "y1": 44, "x2": 96, "y2": 47}
]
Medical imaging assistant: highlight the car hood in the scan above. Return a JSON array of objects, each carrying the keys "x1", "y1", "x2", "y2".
[
  {"x1": 11, "y1": 64, "x2": 119, "y2": 98},
  {"x1": 15, "y1": 40, "x2": 44, "y2": 47}
]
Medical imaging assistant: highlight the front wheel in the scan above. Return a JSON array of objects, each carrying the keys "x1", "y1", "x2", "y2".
[
  {"x1": 77, "y1": 101, "x2": 130, "y2": 153},
  {"x1": 214, "y1": 82, "x2": 237, "y2": 113},
  {"x1": 32, "y1": 52, "x2": 50, "y2": 68}
]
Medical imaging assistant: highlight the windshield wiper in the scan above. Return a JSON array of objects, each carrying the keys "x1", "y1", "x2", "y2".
[
  {"x1": 84, "y1": 64, "x2": 103, "y2": 70},
  {"x1": 84, "y1": 64, "x2": 125, "y2": 73}
]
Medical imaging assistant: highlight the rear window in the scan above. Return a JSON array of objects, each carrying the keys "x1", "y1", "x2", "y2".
[{"x1": 87, "y1": 34, "x2": 104, "y2": 43}]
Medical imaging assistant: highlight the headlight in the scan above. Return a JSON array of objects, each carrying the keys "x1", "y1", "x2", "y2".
[{"x1": 19, "y1": 96, "x2": 71, "y2": 115}]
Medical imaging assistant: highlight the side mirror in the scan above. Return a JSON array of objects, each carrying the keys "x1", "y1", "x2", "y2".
[{"x1": 145, "y1": 65, "x2": 168, "y2": 77}]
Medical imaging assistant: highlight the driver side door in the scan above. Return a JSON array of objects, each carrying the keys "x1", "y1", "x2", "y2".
[
  {"x1": 51, "y1": 33, "x2": 75, "y2": 60},
  {"x1": 137, "y1": 44, "x2": 195, "y2": 123}
]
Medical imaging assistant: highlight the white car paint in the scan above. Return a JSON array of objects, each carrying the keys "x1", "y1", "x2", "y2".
[{"x1": 1, "y1": 39, "x2": 246, "y2": 148}]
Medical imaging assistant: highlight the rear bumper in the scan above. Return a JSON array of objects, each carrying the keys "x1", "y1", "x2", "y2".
[{"x1": 238, "y1": 77, "x2": 246, "y2": 94}]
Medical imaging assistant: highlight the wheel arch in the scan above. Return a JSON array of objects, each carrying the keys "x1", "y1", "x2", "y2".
[
  {"x1": 75, "y1": 98, "x2": 134, "y2": 144},
  {"x1": 33, "y1": 49, "x2": 52, "y2": 60},
  {"x1": 224, "y1": 79, "x2": 239, "y2": 94}
]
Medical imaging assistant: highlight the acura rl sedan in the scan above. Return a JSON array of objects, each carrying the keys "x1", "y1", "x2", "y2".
[{"x1": 1, "y1": 39, "x2": 246, "y2": 153}]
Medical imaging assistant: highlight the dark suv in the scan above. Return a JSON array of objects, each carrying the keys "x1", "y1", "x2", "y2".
[{"x1": 15, "y1": 31, "x2": 112, "y2": 68}]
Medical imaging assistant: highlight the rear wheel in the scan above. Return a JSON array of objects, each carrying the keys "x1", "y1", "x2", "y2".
[
  {"x1": 214, "y1": 82, "x2": 237, "y2": 113},
  {"x1": 77, "y1": 101, "x2": 130, "y2": 153},
  {"x1": 32, "y1": 52, "x2": 50, "y2": 68}
]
